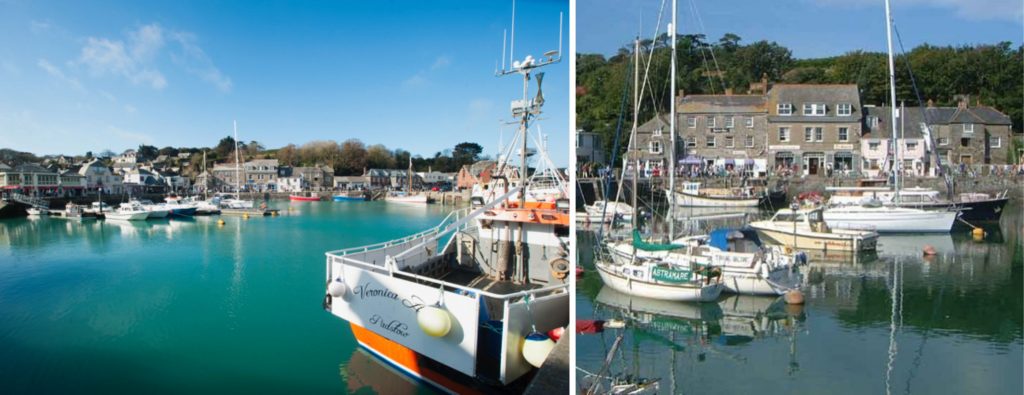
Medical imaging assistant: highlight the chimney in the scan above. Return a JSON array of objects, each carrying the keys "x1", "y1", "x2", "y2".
[
  {"x1": 724, "y1": 88, "x2": 733, "y2": 95},
  {"x1": 955, "y1": 94, "x2": 969, "y2": 109},
  {"x1": 926, "y1": 99, "x2": 934, "y2": 107},
  {"x1": 678, "y1": 89, "x2": 685, "y2": 100}
]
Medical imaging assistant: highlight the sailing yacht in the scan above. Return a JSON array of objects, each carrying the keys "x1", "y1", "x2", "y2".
[
  {"x1": 220, "y1": 121, "x2": 255, "y2": 210},
  {"x1": 821, "y1": 3, "x2": 958, "y2": 233},
  {"x1": 324, "y1": 9, "x2": 568, "y2": 393},
  {"x1": 385, "y1": 159, "x2": 430, "y2": 204}
]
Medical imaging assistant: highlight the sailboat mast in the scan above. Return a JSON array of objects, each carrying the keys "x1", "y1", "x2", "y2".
[
  {"x1": 234, "y1": 120, "x2": 241, "y2": 194},
  {"x1": 520, "y1": 70, "x2": 529, "y2": 208},
  {"x1": 408, "y1": 156, "x2": 413, "y2": 193},
  {"x1": 203, "y1": 150, "x2": 208, "y2": 199},
  {"x1": 884, "y1": 0, "x2": 900, "y2": 202},
  {"x1": 667, "y1": 0, "x2": 677, "y2": 239},
  {"x1": 632, "y1": 38, "x2": 640, "y2": 230}
]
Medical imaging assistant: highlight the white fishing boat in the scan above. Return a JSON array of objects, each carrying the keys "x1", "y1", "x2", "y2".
[
  {"x1": 666, "y1": 182, "x2": 762, "y2": 207},
  {"x1": 26, "y1": 207, "x2": 50, "y2": 216},
  {"x1": 55, "y1": 203, "x2": 96, "y2": 221},
  {"x1": 104, "y1": 204, "x2": 150, "y2": 221},
  {"x1": 750, "y1": 206, "x2": 879, "y2": 252},
  {"x1": 823, "y1": 204, "x2": 957, "y2": 233},
  {"x1": 324, "y1": 12, "x2": 568, "y2": 392},
  {"x1": 385, "y1": 158, "x2": 431, "y2": 205}
]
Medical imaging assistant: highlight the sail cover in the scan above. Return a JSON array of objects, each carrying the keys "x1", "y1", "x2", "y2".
[{"x1": 632, "y1": 230, "x2": 684, "y2": 251}]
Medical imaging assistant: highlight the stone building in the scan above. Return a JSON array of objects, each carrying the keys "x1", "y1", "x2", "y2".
[
  {"x1": 211, "y1": 159, "x2": 280, "y2": 192},
  {"x1": 766, "y1": 84, "x2": 863, "y2": 176}
]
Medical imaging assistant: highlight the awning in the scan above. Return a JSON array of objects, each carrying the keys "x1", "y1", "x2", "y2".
[{"x1": 679, "y1": 156, "x2": 703, "y2": 165}]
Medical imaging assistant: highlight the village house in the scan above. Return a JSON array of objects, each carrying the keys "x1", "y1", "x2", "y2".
[
  {"x1": 333, "y1": 176, "x2": 368, "y2": 190},
  {"x1": 0, "y1": 164, "x2": 61, "y2": 197},
  {"x1": 114, "y1": 149, "x2": 137, "y2": 164},
  {"x1": 78, "y1": 159, "x2": 123, "y2": 194},
  {"x1": 388, "y1": 169, "x2": 424, "y2": 190},
  {"x1": 766, "y1": 84, "x2": 864, "y2": 176},
  {"x1": 417, "y1": 169, "x2": 448, "y2": 186},
  {"x1": 678, "y1": 91, "x2": 770, "y2": 176},
  {"x1": 212, "y1": 159, "x2": 280, "y2": 192},
  {"x1": 58, "y1": 170, "x2": 87, "y2": 197},
  {"x1": 290, "y1": 166, "x2": 334, "y2": 190},
  {"x1": 576, "y1": 129, "x2": 606, "y2": 165},
  {"x1": 861, "y1": 106, "x2": 933, "y2": 178},
  {"x1": 456, "y1": 160, "x2": 496, "y2": 190}
]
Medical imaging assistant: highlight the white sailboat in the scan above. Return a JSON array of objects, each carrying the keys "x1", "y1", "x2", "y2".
[
  {"x1": 385, "y1": 158, "x2": 429, "y2": 204},
  {"x1": 822, "y1": 2, "x2": 957, "y2": 233},
  {"x1": 220, "y1": 121, "x2": 255, "y2": 210}
]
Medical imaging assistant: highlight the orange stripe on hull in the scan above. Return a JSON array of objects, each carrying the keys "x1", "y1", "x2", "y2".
[{"x1": 350, "y1": 324, "x2": 483, "y2": 395}]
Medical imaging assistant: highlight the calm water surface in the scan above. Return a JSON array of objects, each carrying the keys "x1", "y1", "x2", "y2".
[
  {"x1": 0, "y1": 201, "x2": 450, "y2": 394},
  {"x1": 577, "y1": 202, "x2": 1022, "y2": 395}
]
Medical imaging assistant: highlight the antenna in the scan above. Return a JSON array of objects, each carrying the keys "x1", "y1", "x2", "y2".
[{"x1": 496, "y1": 4, "x2": 562, "y2": 76}]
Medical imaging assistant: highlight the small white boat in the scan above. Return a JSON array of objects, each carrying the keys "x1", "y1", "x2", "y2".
[
  {"x1": 130, "y1": 200, "x2": 170, "y2": 218},
  {"x1": 215, "y1": 193, "x2": 254, "y2": 209},
  {"x1": 83, "y1": 202, "x2": 113, "y2": 215},
  {"x1": 55, "y1": 203, "x2": 96, "y2": 221},
  {"x1": 26, "y1": 207, "x2": 50, "y2": 216},
  {"x1": 595, "y1": 256, "x2": 724, "y2": 302},
  {"x1": 578, "y1": 200, "x2": 633, "y2": 224},
  {"x1": 823, "y1": 204, "x2": 957, "y2": 233},
  {"x1": 104, "y1": 204, "x2": 150, "y2": 221},
  {"x1": 750, "y1": 206, "x2": 879, "y2": 252},
  {"x1": 666, "y1": 182, "x2": 761, "y2": 207},
  {"x1": 384, "y1": 192, "x2": 429, "y2": 204}
]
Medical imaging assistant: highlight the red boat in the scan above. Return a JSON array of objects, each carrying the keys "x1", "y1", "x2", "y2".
[{"x1": 289, "y1": 192, "x2": 321, "y2": 201}]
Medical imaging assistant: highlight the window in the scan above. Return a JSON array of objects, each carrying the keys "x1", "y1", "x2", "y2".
[
  {"x1": 938, "y1": 137, "x2": 949, "y2": 146},
  {"x1": 707, "y1": 117, "x2": 716, "y2": 128},
  {"x1": 963, "y1": 124, "x2": 974, "y2": 134},
  {"x1": 706, "y1": 137, "x2": 716, "y2": 148},
  {"x1": 837, "y1": 103, "x2": 852, "y2": 116},
  {"x1": 778, "y1": 127, "x2": 790, "y2": 142},
  {"x1": 906, "y1": 142, "x2": 918, "y2": 151},
  {"x1": 725, "y1": 117, "x2": 734, "y2": 128},
  {"x1": 778, "y1": 103, "x2": 792, "y2": 116},
  {"x1": 648, "y1": 141, "x2": 662, "y2": 154},
  {"x1": 869, "y1": 142, "x2": 880, "y2": 151},
  {"x1": 803, "y1": 103, "x2": 826, "y2": 116},
  {"x1": 725, "y1": 136, "x2": 734, "y2": 148},
  {"x1": 745, "y1": 135, "x2": 754, "y2": 148},
  {"x1": 687, "y1": 116, "x2": 697, "y2": 128},
  {"x1": 961, "y1": 138, "x2": 971, "y2": 147},
  {"x1": 868, "y1": 116, "x2": 879, "y2": 128},
  {"x1": 653, "y1": 127, "x2": 663, "y2": 137},
  {"x1": 685, "y1": 136, "x2": 697, "y2": 147},
  {"x1": 990, "y1": 137, "x2": 1002, "y2": 148},
  {"x1": 838, "y1": 127, "x2": 849, "y2": 142},
  {"x1": 805, "y1": 127, "x2": 823, "y2": 142},
  {"x1": 745, "y1": 117, "x2": 754, "y2": 128}
]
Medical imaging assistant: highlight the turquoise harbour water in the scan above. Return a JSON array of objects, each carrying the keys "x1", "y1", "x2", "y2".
[
  {"x1": 0, "y1": 201, "x2": 450, "y2": 394},
  {"x1": 577, "y1": 202, "x2": 1023, "y2": 394}
]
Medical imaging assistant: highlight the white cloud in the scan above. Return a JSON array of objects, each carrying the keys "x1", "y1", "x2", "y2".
[
  {"x1": 37, "y1": 58, "x2": 84, "y2": 91},
  {"x1": 169, "y1": 31, "x2": 232, "y2": 92},
  {"x1": 431, "y1": 55, "x2": 452, "y2": 70},
  {"x1": 74, "y1": 23, "x2": 230, "y2": 92},
  {"x1": 806, "y1": 0, "x2": 1022, "y2": 23},
  {"x1": 78, "y1": 35, "x2": 166, "y2": 89}
]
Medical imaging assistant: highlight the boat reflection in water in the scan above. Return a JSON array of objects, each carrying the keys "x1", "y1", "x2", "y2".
[
  {"x1": 580, "y1": 286, "x2": 805, "y2": 393},
  {"x1": 343, "y1": 348, "x2": 433, "y2": 395}
]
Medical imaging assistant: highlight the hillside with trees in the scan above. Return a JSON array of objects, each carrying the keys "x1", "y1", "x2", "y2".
[{"x1": 577, "y1": 34, "x2": 1023, "y2": 160}]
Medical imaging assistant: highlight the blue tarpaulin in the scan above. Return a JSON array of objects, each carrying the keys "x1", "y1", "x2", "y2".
[{"x1": 709, "y1": 228, "x2": 731, "y2": 251}]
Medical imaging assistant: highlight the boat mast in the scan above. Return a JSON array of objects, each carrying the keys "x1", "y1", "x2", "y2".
[
  {"x1": 667, "y1": 0, "x2": 677, "y2": 239},
  {"x1": 632, "y1": 37, "x2": 640, "y2": 230},
  {"x1": 203, "y1": 150, "x2": 208, "y2": 200},
  {"x1": 233, "y1": 121, "x2": 241, "y2": 195},
  {"x1": 884, "y1": 0, "x2": 900, "y2": 202},
  {"x1": 408, "y1": 156, "x2": 413, "y2": 194}
]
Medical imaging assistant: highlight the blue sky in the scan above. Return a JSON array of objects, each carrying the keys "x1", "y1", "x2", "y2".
[
  {"x1": 579, "y1": 0, "x2": 1023, "y2": 58},
  {"x1": 0, "y1": 0, "x2": 569, "y2": 165}
]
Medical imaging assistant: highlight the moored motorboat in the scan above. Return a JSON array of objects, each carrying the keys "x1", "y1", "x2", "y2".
[
  {"x1": 750, "y1": 206, "x2": 879, "y2": 252},
  {"x1": 26, "y1": 207, "x2": 50, "y2": 216},
  {"x1": 289, "y1": 192, "x2": 322, "y2": 201},
  {"x1": 104, "y1": 204, "x2": 150, "y2": 221},
  {"x1": 667, "y1": 182, "x2": 761, "y2": 207},
  {"x1": 822, "y1": 204, "x2": 958, "y2": 233},
  {"x1": 56, "y1": 203, "x2": 96, "y2": 221},
  {"x1": 333, "y1": 190, "x2": 368, "y2": 201}
]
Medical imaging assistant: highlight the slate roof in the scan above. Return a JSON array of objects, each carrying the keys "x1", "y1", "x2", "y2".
[
  {"x1": 864, "y1": 105, "x2": 1012, "y2": 139},
  {"x1": 679, "y1": 94, "x2": 767, "y2": 113},
  {"x1": 13, "y1": 163, "x2": 55, "y2": 174},
  {"x1": 767, "y1": 84, "x2": 862, "y2": 122}
]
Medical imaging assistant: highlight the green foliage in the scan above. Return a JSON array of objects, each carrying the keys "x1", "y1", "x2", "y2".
[{"x1": 577, "y1": 34, "x2": 1024, "y2": 161}]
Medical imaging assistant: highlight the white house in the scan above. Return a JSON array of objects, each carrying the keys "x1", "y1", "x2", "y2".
[
  {"x1": 278, "y1": 176, "x2": 306, "y2": 193},
  {"x1": 114, "y1": 149, "x2": 137, "y2": 164},
  {"x1": 78, "y1": 160, "x2": 123, "y2": 194}
]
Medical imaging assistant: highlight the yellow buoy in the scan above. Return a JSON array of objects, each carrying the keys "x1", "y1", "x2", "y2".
[
  {"x1": 971, "y1": 228, "x2": 984, "y2": 239},
  {"x1": 217, "y1": 219, "x2": 225, "y2": 226},
  {"x1": 271, "y1": 211, "x2": 278, "y2": 216},
  {"x1": 243, "y1": 213, "x2": 250, "y2": 219}
]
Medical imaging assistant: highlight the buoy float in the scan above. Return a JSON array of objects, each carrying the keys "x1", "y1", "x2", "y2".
[
  {"x1": 417, "y1": 305, "x2": 452, "y2": 337},
  {"x1": 922, "y1": 245, "x2": 937, "y2": 256},
  {"x1": 522, "y1": 332, "x2": 556, "y2": 368},
  {"x1": 217, "y1": 219, "x2": 225, "y2": 226},
  {"x1": 547, "y1": 327, "x2": 565, "y2": 342},
  {"x1": 327, "y1": 278, "x2": 347, "y2": 297},
  {"x1": 971, "y1": 228, "x2": 984, "y2": 239},
  {"x1": 784, "y1": 289, "x2": 805, "y2": 305},
  {"x1": 271, "y1": 211, "x2": 278, "y2": 217},
  {"x1": 243, "y1": 213, "x2": 250, "y2": 219}
]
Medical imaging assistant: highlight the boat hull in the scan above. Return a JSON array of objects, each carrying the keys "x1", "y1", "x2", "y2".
[
  {"x1": 750, "y1": 223, "x2": 878, "y2": 252},
  {"x1": 350, "y1": 324, "x2": 488, "y2": 395},
  {"x1": 595, "y1": 263, "x2": 723, "y2": 302},
  {"x1": 823, "y1": 207, "x2": 957, "y2": 233},
  {"x1": 898, "y1": 198, "x2": 1008, "y2": 222},
  {"x1": 668, "y1": 190, "x2": 760, "y2": 207},
  {"x1": 105, "y1": 211, "x2": 150, "y2": 221},
  {"x1": 332, "y1": 195, "x2": 367, "y2": 201},
  {"x1": 168, "y1": 207, "x2": 197, "y2": 217},
  {"x1": 385, "y1": 195, "x2": 429, "y2": 204},
  {"x1": 289, "y1": 195, "x2": 321, "y2": 201}
]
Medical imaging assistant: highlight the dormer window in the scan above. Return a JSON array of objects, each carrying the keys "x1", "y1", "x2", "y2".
[
  {"x1": 653, "y1": 127, "x2": 663, "y2": 137},
  {"x1": 837, "y1": 103, "x2": 852, "y2": 116},
  {"x1": 803, "y1": 103, "x2": 826, "y2": 116},
  {"x1": 963, "y1": 124, "x2": 974, "y2": 134},
  {"x1": 868, "y1": 116, "x2": 879, "y2": 128},
  {"x1": 777, "y1": 103, "x2": 792, "y2": 116},
  {"x1": 648, "y1": 141, "x2": 663, "y2": 154}
]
